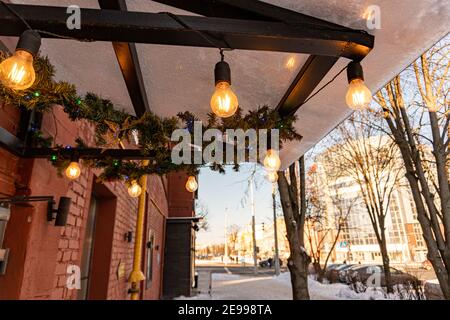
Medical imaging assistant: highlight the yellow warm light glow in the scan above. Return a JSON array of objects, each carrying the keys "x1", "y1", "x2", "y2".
[
  {"x1": 210, "y1": 81, "x2": 239, "y2": 118},
  {"x1": 263, "y1": 149, "x2": 281, "y2": 171},
  {"x1": 362, "y1": 8, "x2": 374, "y2": 21},
  {"x1": 65, "y1": 162, "x2": 81, "y2": 180},
  {"x1": 285, "y1": 56, "x2": 296, "y2": 71},
  {"x1": 128, "y1": 180, "x2": 142, "y2": 198},
  {"x1": 0, "y1": 50, "x2": 36, "y2": 90},
  {"x1": 266, "y1": 171, "x2": 278, "y2": 183},
  {"x1": 346, "y1": 79, "x2": 372, "y2": 110},
  {"x1": 185, "y1": 176, "x2": 198, "y2": 193}
]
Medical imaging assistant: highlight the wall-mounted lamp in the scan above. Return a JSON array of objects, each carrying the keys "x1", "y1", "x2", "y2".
[
  {"x1": 48, "y1": 197, "x2": 72, "y2": 226},
  {"x1": 0, "y1": 195, "x2": 72, "y2": 227}
]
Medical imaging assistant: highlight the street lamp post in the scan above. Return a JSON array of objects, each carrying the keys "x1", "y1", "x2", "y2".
[
  {"x1": 224, "y1": 207, "x2": 228, "y2": 265},
  {"x1": 249, "y1": 177, "x2": 258, "y2": 274},
  {"x1": 272, "y1": 184, "x2": 280, "y2": 276}
]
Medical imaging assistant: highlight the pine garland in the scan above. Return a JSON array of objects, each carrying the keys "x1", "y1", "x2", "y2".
[
  {"x1": 0, "y1": 52, "x2": 81, "y2": 112},
  {"x1": 0, "y1": 53, "x2": 302, "y2": 182}
]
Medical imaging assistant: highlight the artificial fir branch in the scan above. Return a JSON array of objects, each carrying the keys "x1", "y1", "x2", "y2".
[{"x1": 0, "y1": 54, "x2": 302, "y2": 182}]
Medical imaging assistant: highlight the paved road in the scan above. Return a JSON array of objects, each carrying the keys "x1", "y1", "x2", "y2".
[
  {"x1": 196, "y1": 261, "x2": 436, "y2": 281},
  {"x1": 196, "y1": 263, "x2": 287, "y2": 276}
]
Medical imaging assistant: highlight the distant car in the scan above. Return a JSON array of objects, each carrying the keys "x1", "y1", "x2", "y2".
[
  {"x1": 337, "y1": 264, "x2": 358, "y2": 283},
  {"x1": 259, "y1": 260, "x2": 270, "y2": 268},
  {"x1": 346, "y1": 265, "x2": 421, "y2": 287},
  {"x1": 327, "y1": 264, "x2": 354, "y2": 283},
  {"x1": 323, "y1": 264, "x2": 342, "y2": 281},
  {"x1": 259, "y1": 258, "x2": 274, "y2": 268},
  {"x1": 325, "y1": 263, "x2": 341, "y2": 271}
]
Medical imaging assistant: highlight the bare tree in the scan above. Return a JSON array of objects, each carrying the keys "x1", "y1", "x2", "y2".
[
  {"x1": 305, "y1": 162, "x2": 356, "y2": 282},
  {"x1": 195, "y1": 201, "x2": 210, "y2": 231},
  {"x1": 374, "y1": 39, "x2": 450, "y2": 298},
  {"x1": 322, "y1": 112, "x2": 403, "y2": 293},
  {"x1": 204, "y1": 243, "x2": 225, "y2": 257},
  {"x1": 277, "y1": 156, "x2": 310, "y2": 300},
  {"x1": 227, "y1": 224, "x2": 240, "y2": 256}
]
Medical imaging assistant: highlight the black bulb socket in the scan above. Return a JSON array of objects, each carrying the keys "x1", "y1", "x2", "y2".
[
  {"x1": 16, "y1": 30, "x2": 41, "y2": 57},
  {"x1": 214, "y1": 60, "x2": 231, "y2": 86},
  {"x1": 347, "y1": 61, "x2": 364, "y2": 84}
]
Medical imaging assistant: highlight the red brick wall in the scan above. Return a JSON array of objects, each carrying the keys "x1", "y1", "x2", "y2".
[
  {"x1": 141, "y1": 175, "x2": 168, "y2": 300},
  {"x1": 0, "y1": 103, "x2": 169, "y2": 300},
  {"x1": 167, "y1": 172, "x2": 194, "y2": 218}
]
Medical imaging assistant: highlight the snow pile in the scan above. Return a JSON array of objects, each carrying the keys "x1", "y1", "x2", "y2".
[
  {"x1": 176, "y1": 272, "x2": 391, "y2": 300},
  {"x1": 273, "y1": 272, "x2": 386, "y2": 300}
]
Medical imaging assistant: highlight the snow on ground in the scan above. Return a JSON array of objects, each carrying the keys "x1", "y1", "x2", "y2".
[{"x1": 176, "y1": 272, "x2": 387, "y2": 300}]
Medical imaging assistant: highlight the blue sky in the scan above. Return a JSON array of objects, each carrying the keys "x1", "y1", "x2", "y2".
[{"x1": 196, "y1": 163, "x2": 279, "y2": 245}]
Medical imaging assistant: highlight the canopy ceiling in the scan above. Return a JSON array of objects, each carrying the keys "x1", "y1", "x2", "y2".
[{"x1": 2, "y1": 0, "x2": 449, "y2": 168}]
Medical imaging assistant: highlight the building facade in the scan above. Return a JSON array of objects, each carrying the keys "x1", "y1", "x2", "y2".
[
  {"x1": 235, "y1": 218, "x2": 290, "y2": 263},
  {"x1": 0, "y1": 100, "x2": 196, "y2": 299},
  {"x1": 311, "y1": 137, "x2": 428, "y2": 265}
]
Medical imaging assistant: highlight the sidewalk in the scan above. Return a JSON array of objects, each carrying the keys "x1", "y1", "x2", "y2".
[{"x1": 178, "y1": 272, "x2": 388, "y2": 300}]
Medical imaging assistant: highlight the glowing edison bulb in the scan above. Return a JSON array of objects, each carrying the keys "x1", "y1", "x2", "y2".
[
  {"x1": 345, "y1": 79, "x2": 372, "y2": 110},
  {"x1": 185, "y1": 176, "x2": 198, "y2": 193},
  {"x1": 210, "y1": 81, "x2": 239, "y2": 118},
  {"x1": 128, "y1": 180, "x2": 142, "y2": 198},
  {"x1": 264, "y1": 149, "x2": 281, "y2": 171},
  {"x1": 0, "y1": 50, "x2": 36, "y2": 90},
  {"x1": 65, "y1": 162, "x2": 81, "y2": 180},
  {"x1": 266, "y1": 171, "x2": 278, "y2": 183}
]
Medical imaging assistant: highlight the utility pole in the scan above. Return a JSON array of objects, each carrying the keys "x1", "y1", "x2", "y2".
[
  {"x1": 249, "y1": 177, "x2": 258, "y2": 274},
  {"x1": 224, "y1": 207, "x2": 228, "y2": 265},
  {"x1": 272, "y1": 184, "x2": 280, "y2": 276}
]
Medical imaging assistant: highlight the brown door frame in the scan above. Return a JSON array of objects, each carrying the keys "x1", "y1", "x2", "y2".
[{"x1": 82, "y1": 180, "x2": 117, "y2": 300}]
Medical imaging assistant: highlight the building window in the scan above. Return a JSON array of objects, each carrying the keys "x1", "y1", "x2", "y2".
[
  {"x1": 413, "y1": 223, "x2": 425, "y2": 248},
  {"x1": 146, "y1": 230, "x2": 155, "y2": 288}
]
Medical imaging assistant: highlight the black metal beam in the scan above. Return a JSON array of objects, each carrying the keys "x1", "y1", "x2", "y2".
[
  {"x1": 22, "y1": 147, "x2": 156, "y2": 160},
  {"x1": 98, "y1": 0, "x2": 150, "y2": 117},
  {"x1": 152, "y1": 0, "x2": 353, "y2": 29},
  {"x1": 0, "y1": 39, "x2": 10, "y2": 53},
  {"x1": 0, "y1": 3, "x2": 373, "y2": 60},
  {"x1": 152, "y1": 1, "x2": 360, "y2": 118},
  {"x1": 277, "y1": 55, "x2": 339, "y2": 117},
  {"x1": 0, "y1": 126, "x2": 24, "y2": 156}
]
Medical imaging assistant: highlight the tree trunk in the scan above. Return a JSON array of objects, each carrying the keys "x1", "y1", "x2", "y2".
[
  {"x1": 277, "y1": 158, "x2": 310, "y2": 300},
  {"x1": 312, "y1": 261, "x2": 324, "y2": 282},
  {"x1": 316, "y1": 266, "x2": 326, "y2": 283},
  {"x1": 378, "y1": 237, "x2": 393, "y2": 293},
  {"x1": 376, "y1": 77, "x2": 450, "y2": 299},
  {"x1": 288, "y1": 250, "x2": 310, "y2": 300}
]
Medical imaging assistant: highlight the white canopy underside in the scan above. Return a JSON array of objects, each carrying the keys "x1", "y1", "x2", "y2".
[{"x1": 2, "y1": 0, "x2": 449, "y2": 168}]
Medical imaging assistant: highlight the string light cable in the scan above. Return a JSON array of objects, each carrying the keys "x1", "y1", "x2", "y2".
[
  {"x1": 0, "y1": 0, "x2": 94, "y2": 42},
  {"x1": 299, "y1": 65, "x2": 348, "y2": 107},
  {"x1": 161, "y1": 11, "x2": 233, "y2": 54}
]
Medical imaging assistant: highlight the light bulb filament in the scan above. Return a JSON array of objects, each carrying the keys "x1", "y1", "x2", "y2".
[
  {"x1": 128, "y1": 180, "x2": 142, "y2": 198},
  {"x1": 0, "y1": 50, "x2": 36, "y2": 90},
  {"x1": 65, "y1": 161, "x2": 81, "y2": 180},
  {"x1": 218, "y1": 94, "x2": 231, "y2": 112},
  {"x1": 8, "y1": 63, "x2": 26, "y2": 83},
  {"x1": 211, "y1": 80, "x2": 238, "y2": 118},
  {"x1": 185, "y1": 176, "x2": 198, "y2": 192},
  {"x1": 263, "y1": 149, "x2": 281, "y2": 171}
]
